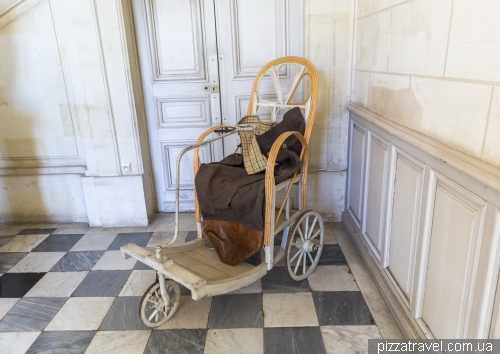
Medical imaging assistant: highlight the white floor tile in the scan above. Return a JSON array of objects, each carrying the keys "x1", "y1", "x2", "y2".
[
  {"x1": 85, "y1": 330, "x2": 152, "y2": 354},
  {"x1": 24, "y1": 271, "x2": 88, "y2": 297},
  {"x1": 0, "y1": 298, "x2": 20, "y2": 321},
  {"x1": 70, "y1": 233, "x2": 118, "y2": 251},
  {"x1": 157, "y1": 296, "x2": 212, "y2": 329},
  {"x1": 263, "y1": 293, "x2": 318, "y2": 327},
  {"x1": 92, "y1": 251, "x2": 137, "y2": 270},
  {"x1": 119, "y1": 270, "x2": 156, "y2": 296},
  {"x1": 204, "y1": 328, "x2": 264, "y2": 354},
  {"x1": 45, "y1": 297, "x2": 115, "y2": 331},
  {"x1": 320, "y1": 325, "x2": 382, "y2": 353},
  {"x1": 8, "y1": 252, "x2": 65, "y2": 273},
  {"x1": 0, "y1": 230, "x2": 21, "y2": 236},
  {"x1": 0, "y1": 234, "x2": 49, "y2": 252},
  {"x1": 308, "y1": 265, "x2": 359, "y2": 292},
  {"x1": 0, "y1": 332, "x2": 40, "y2": 354}
]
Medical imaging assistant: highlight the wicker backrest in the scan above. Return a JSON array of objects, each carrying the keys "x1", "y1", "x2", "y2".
[{"x1": 246, "y1": 56, "x2": 319, "y2": 144}]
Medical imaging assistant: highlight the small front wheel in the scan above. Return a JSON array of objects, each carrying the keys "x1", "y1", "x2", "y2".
[
  {"x1": 139, "y1": 280, "x2": 181, "y2": 327},
  {"x1": 284, "y1": 210, "x2": 324, "y2": 281}
]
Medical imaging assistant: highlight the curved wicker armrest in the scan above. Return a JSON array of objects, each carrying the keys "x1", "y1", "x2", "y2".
[
  {"x1": 193, "y1": 125, "x2": 236, "y2": 223},
  {"x1": 263, "y1": 131, "x2": 309, "y2": 246}
]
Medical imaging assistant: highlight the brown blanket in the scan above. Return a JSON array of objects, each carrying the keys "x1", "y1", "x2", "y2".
[{"x1": 195, "y1": 108, "x2": 305, "y2": 265}]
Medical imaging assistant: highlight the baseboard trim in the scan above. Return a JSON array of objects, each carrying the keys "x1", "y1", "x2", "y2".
[{"x1": 342, "y1": 211, "x2": 425, "y2": 339}]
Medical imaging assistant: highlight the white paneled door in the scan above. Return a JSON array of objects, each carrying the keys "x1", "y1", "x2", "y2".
[{"x1": 132, "y1": 0, "x2": 302, "y2": 211}]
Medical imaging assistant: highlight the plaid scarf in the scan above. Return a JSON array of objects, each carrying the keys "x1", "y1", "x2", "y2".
[{"x1": 237, "y1": 115, "x2": 275, "y2": 175}]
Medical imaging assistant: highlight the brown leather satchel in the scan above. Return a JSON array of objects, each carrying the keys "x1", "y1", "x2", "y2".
[{"x1": 203, "y1": 220, "x2": 262, "y2": 266}]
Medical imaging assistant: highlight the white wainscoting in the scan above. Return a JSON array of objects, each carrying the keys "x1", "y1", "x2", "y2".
[{"x1": 344, "y1": 104, "x2": 500, "y2": 339}]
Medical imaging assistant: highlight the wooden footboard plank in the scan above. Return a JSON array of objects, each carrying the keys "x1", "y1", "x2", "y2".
[
  {"x1": 167, "y1": 252, "x2": 233, "y2": 281},
  {"x1": 188, "y1": 246, "x2": 255, "y2": 276}
]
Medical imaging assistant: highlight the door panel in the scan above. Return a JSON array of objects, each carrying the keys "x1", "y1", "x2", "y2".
[
  {"x1": 133, "y1": 0, "x2": 220, "y2": 211},
  {"x1": 134, "y1": 0, "x2": 302, "y2": 211}
]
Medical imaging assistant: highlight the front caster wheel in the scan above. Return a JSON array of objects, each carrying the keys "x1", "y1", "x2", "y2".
[
  {"x1": 284, "y1": 210, "x2": 324, "y2": 281},
  {"x1": 139, "y1": 280, "x2": 180, "y2": 327}
]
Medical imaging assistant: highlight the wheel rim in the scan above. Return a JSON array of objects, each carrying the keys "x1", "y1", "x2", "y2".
[
  {"x1": 285, "y1": 210, "x2": 324, "y2": 281},
  {"x1": 140, "y1": 280, "x2": 180, "y2": 327}
]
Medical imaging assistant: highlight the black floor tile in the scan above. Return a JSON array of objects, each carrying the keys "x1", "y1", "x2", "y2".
[
  {"x1": 0, "y1": 252, "x2": 28, "y2": 273},
  {"x1": 26, "y1": 331, "x2": 95, "y2": 354},
  {"x1": 72, "y1": 270, "x2": 131, "y2": 297},
  {"x1": 312, "y1": 291, "x2": 375, "y2": 325},
  {"x1": 0, "y1": 236, "x2": 14, "y2": 248},
  {"x1": 261, "y1": 266, "x2": 310, "y2": 293},
  {"x1": 134, "y1": 261, "x2": 153, "y2": 270},
  {"x1": 184, "y1": 231, "x2": 198, "y2": 243},
  {"x1": 32, "y1": 234, "x2": 84, "y2": 252},
  {"x1": 50, "y1": 251, "x2": 104, "y2": 272},
  {"x1": 18, "y1": 228, "x2": 57, "y2": 235},
  {"x1": 99, "y1": 296, "x2": 149, "y2": 330},
  {"x1": 107, "y1": 232, "x2": 153, "y2": 250},
  {"x1": 264, "y1": 327, "x2": 326, "y2": 354},
  {"x1": 0, "y1": 297, "x2": 66, "y2": 331},
  {"x1": 208, "y1": 293, "x2": 263, "y2": 329},
  {"x1": 317, "y1": 244, "x2": 347, "y2": 266},
  {"x1": 244, "y1": 250, "x2": 263, "y2": 266},
  {"x1": 0, "y1": 273, "x2": 46, "y2": 298},
  {"x1": 145, "y1": 329, "x2": 207, "y2": 354}
]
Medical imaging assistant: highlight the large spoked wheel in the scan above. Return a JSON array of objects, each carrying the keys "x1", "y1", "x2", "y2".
[
  {"x1": 284, "y1": 210, "x2": 324, "y2": 281},
  {"x1": 139, "y1": 280, "x2": 181, "y2": 328}
]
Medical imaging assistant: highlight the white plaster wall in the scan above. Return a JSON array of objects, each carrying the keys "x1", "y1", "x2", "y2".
[
  {"x1": 0, "y1": 174, "x2": 87, "y2": 224},
  {"x1": 0, "y1": 0, "x2": 155, "y2": 225},
  {"x1": 304, "y1": 0, "x2": 355, "y2": 221},
  {"x1": 353, "y1": 0, "x2": 500, "y2": 167}
]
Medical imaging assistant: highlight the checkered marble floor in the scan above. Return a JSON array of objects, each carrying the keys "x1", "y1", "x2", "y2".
[{"x1": 0, "y1": 214, "x2": 401, "y2": 354}]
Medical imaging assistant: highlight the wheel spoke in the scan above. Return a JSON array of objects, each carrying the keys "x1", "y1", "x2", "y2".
[
  {"x1": 307, "y1": 251, "x2": 315, "y2": 265},
  {"x1": 304, "y1": 216, "x2": 309, "y2": 241},
  {"x1": 307, "y1": 217, "x2": 318, "y2": 239},
  {"x1": 148, "y1": 309, "x2": 159, "y2": 321},
  {"x1": 290, "y1": 248, "x2": 303, "y2": 263},
  {"x1": 145, "y1": 304, "x2": 156, "y2": 311},
  {"x1": 302, "y1": 252, "x2": 306, "y2": 274},
  {"x1": 297, "y1": 226, "x2": 305, "y2": 242},
  {"x1": 309, "y1": 229, "x2": 322, "y2": 241},
  {"x1": 293, "y1": 249, "x2": 304, "y2": 274}
]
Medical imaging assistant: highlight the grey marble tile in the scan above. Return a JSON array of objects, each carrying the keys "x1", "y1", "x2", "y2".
[
  {"x1": 184, "y1": 231, "x2": 198, "y2": 243},
  {"x1": 0, "y1": 252, "x2": 27, "y2": 272},
  {"x1": 144, "y1": 329, "x2": 207, "y2": 354},
  {"x1": 264, "y1": 327, "x2": 326, "y2": 354},
  {"x1": 18, "y1": 228, "x2": 57, "y2": 235},
  {"x1": 261, "y1": 266, "x2": 310, "y2": 293},
  {"x1": 99, "y1": 296, "x2": 149, "y2": 330},
  {"x1": 318, "y1": 244, "x2": 347, "y2": 266},
  {"x1": 72, "y1": 270, "x2": 131, "y2": 297},
  {"x1": 0, "y1": 297, "x2": 66, "y2": 331},
  {"x1": 335, "y1": 225, "x2": 404, "y2": 339},
  {"x1": 0, "y1": 298, "x2": 19, "y2": 320},
  {"x1": 134, "y1": 261, "x2": 153, "y2": 270},
  {"x1": 50, "y1": 251, "x2": 104, "y2": 272},
  {"x1": 208, "y1": 293, "x2": 263, "y2": 329},
  {"x1": 26, "y1": 331, "x2": 95, "y2": 354},
  {"x1": 312, "y1": 291, "x2": 375, "y2": 326},
  {"x1": 32, "y1": 234, "x2": 84, "y2": 252},
  {"x1": 0, "y1": 236, "x2": 13, "y2": 248},
  {"x1": 107, "y1": 232, "x2": 153, "y2": 250}
]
